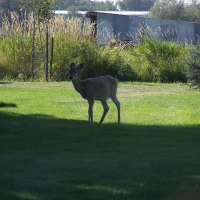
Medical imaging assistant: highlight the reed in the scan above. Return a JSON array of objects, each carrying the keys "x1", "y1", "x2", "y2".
[{"x1": 0, "y1": 12, "x2": 94, "y2": 80}]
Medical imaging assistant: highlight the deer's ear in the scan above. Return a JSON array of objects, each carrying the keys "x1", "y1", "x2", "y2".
[
  {"x1": 77, "y1": 63, "x2": 84, "y2": 71},
  {"x1": 70, "y1": 62, "x2": 75, "y2": 69}
]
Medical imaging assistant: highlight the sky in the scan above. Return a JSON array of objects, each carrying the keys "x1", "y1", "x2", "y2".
[
  {"x1": 91, "y1": 0, "x2": 200, "y2": 6},
  {"x1": 92, "y1": 0, "x2": 198, "y2": 3},
  {"x1": 92, "y1": 0, "x2": 112, "y2": 1}
]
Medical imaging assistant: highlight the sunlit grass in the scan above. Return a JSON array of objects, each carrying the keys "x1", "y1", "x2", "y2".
[
  {"x1": 12, "y1": 192, "x2": 43, "y2": 200},
  {"x1": 77, "y1": 185, "x2": 131, "y2": 195},
  {"x1": 0, "y1": 82, "x2": 199, "y2": 126}
]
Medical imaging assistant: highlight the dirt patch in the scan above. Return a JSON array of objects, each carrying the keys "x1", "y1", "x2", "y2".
[
  {"x1": 0, "y1": 82, "x2": 68, "y2": 89},
  {"x1": 164, "y1": 185, "x2": 200, "y2": 200},
  {"x1": 118, "y1": 84, "x2": 191, "y2": 99}
]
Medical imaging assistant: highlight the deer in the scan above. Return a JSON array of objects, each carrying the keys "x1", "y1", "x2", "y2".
[{"x1": 69, "y1": 62, "x2": 120, "y2": 126}]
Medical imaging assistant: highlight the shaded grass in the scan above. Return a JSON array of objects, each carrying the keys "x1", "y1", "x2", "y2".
[
  {"x1": 0, "y1": 102, "x2": 17, "y2": 108},
  {"x1": 0, "y1": 82, "x2": 200, "y2": 200}
]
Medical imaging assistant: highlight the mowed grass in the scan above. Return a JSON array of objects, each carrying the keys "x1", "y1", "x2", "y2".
[{"x1": 0, "y1": 81, "x2": 200, "y2": 200}]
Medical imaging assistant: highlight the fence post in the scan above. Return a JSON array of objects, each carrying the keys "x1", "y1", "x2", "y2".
[
  {"x1": 45, "y1": 25, "x2": 48, "y2": 82},
  {"x1": 31, "y1": 12, "x2": 36, "y2": 78},
  {"x1": 50, "y1": 37, "x2": 54, "y2": 79}
]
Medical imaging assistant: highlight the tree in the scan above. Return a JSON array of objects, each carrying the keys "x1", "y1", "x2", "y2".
[
  {"x1": 20, "y1": 0, "x2": 63, "y2": 22},
  {"x1": 0, "y1": 0, "x2": 21, "y2": 25},
  {"x1": 0, "y1": 0, "x2": 21, "y2": 14},
  {"x1": 59, "y1": 0, "x2": 91, "y2": 10},
  {"x1": 184, "y1": 42, "x2": 200, "y2": 89},
  {"x1": 20, "y1": 0, "x2": 63, "y2": 80},
  {"x1": 116, "y1": 0, "x2": 155, "y2": 11},
  {"x1": 94, "y1": 1, "x2": 118, "y2": 11},
  {"x1": 149, "y1": 0, "x2": 200, "y2": 23},
  {"x1": 149, "y1": 0, "x2": 186, "y2": 20},
  {"x1": 184, "y1": 1, "x2": 200, "y2": 23},
  {"x1": 59, "y1": 0, "x2": 118, "y2": 11},
  {"x1": 67, "y1": 6, "x2": 85, "y2": 19}
]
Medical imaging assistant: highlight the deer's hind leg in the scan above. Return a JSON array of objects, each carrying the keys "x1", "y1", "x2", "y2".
[
  {"x1": 99, "y1": 100, "x2": 109, "y2": 126},
  {"x1": 111, "y1": 96, "x2": 120, "y2": 125}
]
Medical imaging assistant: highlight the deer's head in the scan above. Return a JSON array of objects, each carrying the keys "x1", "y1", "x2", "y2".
[{"x1": 69, "y1": 63, "x2": 83, "y2": 80}]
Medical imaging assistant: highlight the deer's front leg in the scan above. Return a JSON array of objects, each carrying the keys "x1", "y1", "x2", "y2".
[{"x1": 88, "y1": 100, "x2": 94, "y2": 126}]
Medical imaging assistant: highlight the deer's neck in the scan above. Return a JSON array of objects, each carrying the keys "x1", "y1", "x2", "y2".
[{"x1": 72, "y1": 76, "x2": 83, "y2": 94}]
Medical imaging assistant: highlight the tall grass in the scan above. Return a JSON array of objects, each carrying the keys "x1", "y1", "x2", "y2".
[
  {"x1": 0, "y1": 12, "x2": 95, "y2": 81},
  {"x1": 129, "y1": 37, "x2": 189, "y2": 82},
  {"x1": 126, "y1": 24, "x2": 190, "y2": 82},
  {"x1": 0, "y1": 12, "x2": 193, "y2": 82},
  {"x1": 76, "y1": 42, "x2": 135, "y2": 81}
]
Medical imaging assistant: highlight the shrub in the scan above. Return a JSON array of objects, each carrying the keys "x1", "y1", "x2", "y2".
[
  {"x1": 184, "y1": 42, "x2": 200, "y2": 88},
  {"x1": 127, "y1": 37, "x2": 189, "y2": 82},
  {"x1": 0, "y1": 35, "x2": 33, "y2": 80},
  {"x1": 50, "y1": 35, "x2": 80, "y2": 81},
  {"x1": 76, "y1": 42, "x2": 136, "y2": 81}
]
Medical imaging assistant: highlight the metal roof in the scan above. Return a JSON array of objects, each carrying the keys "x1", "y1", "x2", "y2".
[
  {"x1": 55, "y1": 10, "x2": 149, "y2": 17},
  {"x1": 91, "y1": 11, "x2": 149, "y2": 16},
  {"x1": 55, "y1": 11, "x2": 87, "y2": 15}
]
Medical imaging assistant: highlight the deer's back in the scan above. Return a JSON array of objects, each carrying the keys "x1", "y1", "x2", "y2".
[{"x1": 81, "y1": 75, "x2": 118, "y2": 100}]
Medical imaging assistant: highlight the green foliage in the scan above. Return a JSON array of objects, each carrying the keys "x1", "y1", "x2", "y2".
[
  {"x1": 184, "y1": 2, "x2": 200, "y2": 23},
  {"x1": 0, "y1": 35, "x2": 33, "y2": 80},
  {"x1": 149, "y1": 0, "x2": 185, "y2": 21},
  {"x1": 50, "y1": 35, "x2": 81, "y2": 81},
  {"x1": 37, "y1": 34, "x2": 191, "y2": 83},
  {"x1": 0, "y1": 0, "x2": 21, "y2": 15},
  {"x1": 0, "y1": 12, "x2": 192, "y2": 83},
  {"x1": 0, "y1": 33, "x2": 191, "y2": 82},
  {"x1": 132, "y1": 37, "x2": 188, "y2": 82},
  {"x1": 116, "y1": 0, "x2": 155, "y2": 11},
  {"x1": 184, "y1": 42, "x2": 200, "y2": 88},
  {"x1": 149, "y1": 0, "x2": 200, "y2": 23},
  {"x1": 76, "y1": 41, "x2": 135, "y2": 81},
  {"x1": 51, "y1": 38, "x2": 136, "y2": 81},
  {"x1": 93, "y1": 1, "x2": 118, "y2": 11},
  {"x1": 20, "y1": 0, "x2": 62, "y2": 22},
  {"x1": 59, "y1": 0, "x2": 118, "y2": 11}
]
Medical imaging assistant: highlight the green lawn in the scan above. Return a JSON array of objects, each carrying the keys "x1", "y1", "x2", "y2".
[{"x1": 0, "y1": 82, "x2": 200, "y2": 200}]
